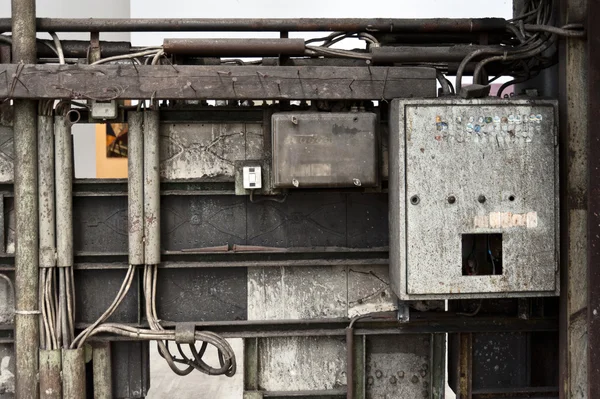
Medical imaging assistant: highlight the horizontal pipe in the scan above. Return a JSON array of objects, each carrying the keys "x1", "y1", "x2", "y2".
[
  {"x1": 371, "y1": 45, "x2": 504, "y2": 63},
  {"x1": 0, "y1": 17, "x2": 507, "y2": 33},
  {"x1": 164, "y1": 38, "x2": 305, "y2": 56}
]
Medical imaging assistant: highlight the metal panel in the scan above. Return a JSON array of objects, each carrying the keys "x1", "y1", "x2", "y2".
[
  {"x1": 248, "y1": 266, "x2": 347, "y2": 320},
  {"x1": 111, "y1": 342, "x2": 150, "y2": 399},
  {"x1": 156, "y1": 268, "x2": 247, "y2": 322},
  {"x1": 0, "y1": 128, "x2": 13, "y2": 184},
  {"x1": 0, "y1": 343, "x2": 14, "y2": 398},
  {"x1": 246, "y1": 193, "x2": 347, "y2": 248},
  {"x1": 390, "y1": 98, "x2": 559, "y2": 299},
  {"x1": 161, "y1": 196, "x2": 247, "y2": 251},
  {"x1": 75, "y1": 269, "x2": 139, "y2": 324},
  {"x1": 160, "y1": 122, "x2": 263, "y2": 180},
  {"x1": 272, "y1": 112, "x2": 378, "y2": 188},
  {"x1": 365, "y1": 335, "x2": 432, "y2": 399},
  {"x1": 257, "y1": 337, "x2": 347, "y2": 392},
  {"x1": 248, "y1": 265, "x2": 397, "y2": 321}
]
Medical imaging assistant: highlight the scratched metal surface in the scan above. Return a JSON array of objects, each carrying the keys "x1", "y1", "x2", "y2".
[
  {"x1": 365, "y1": 335, "x2": 432, "y2": 399},
  {"x1": 72, "y1": 193, "x2": 388, "y2": 254},
  {"x1": 248, "y1": 265, "x2": 397, "y2": 320},
  {"x1": 389, "y1": 99, "x2": 559, "y2": 299},
  {"x1": 159, "y1": 123, "x2": 263, "y2": 180},
  {"x1": 0, "y1": 128, "x2": 13, "y2": 184},
  {"x1": 256, "y1": 336, "x2": 347, "y2": 392}
]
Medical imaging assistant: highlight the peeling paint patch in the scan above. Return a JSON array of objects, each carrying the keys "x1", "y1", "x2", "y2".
[{"x1": 474, "y1": 212, "x2": 538, "y2": 229}]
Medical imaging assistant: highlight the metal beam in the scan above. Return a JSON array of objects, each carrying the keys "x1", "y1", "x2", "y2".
[
  {"x1": 11, "y1": 0, "x2": 39, "y2": 398},
  {"x1": 0, "y1": 64, "x2": 436, "y2": 100},
  {"x1": 588, "y1": 0, "x2": 600, "y2": 396},
  {"x1": 0, "y1": 17, "x2": 508, "y2": 33}
]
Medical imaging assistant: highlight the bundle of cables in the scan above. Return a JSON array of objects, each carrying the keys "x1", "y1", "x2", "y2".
[
  {"x1": 455, "y1": 0, "x2": 585, "y2": 96},
  {"x1": 71, "y1": 264, "x2": 236, "y2": 377}
]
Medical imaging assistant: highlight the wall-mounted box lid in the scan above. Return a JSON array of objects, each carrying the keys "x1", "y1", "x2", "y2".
[{"x1": 272, "y1": 112, "x2": 378, "y2": 188}]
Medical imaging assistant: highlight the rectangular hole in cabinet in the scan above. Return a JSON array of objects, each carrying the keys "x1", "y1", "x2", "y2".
[{"x1": 461, "y1": 233, "x2": 503, "y2": 276}]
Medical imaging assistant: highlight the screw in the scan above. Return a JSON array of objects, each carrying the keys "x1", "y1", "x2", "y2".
[
  {"x1": 410, "y1": 195, "x2": 420, "y2": 205},
  {"x1": 292, "y1": 178, "x2": 299, "y2": 187},
  {"x1": 389, "y1": 376, "x2": 397, "y2": 385},
  {"x1": 397, "y1": 371, "x2": 405, "y2": 378},
  {"x1": 291, "y1": 116, "x2": 298, "y2": 125},
  {"x1": 447, "y1": 195, "x2": 456, "y2": 204},
  {"x1": 353, "y1": 178, "x2": 361, "y2": 186},
  {"x1": 375, "y1": 370, "x2": 383, "y2": 379},
  {"x1": 411, "y1": 375, "x2": 419, "y2": 384},
  {"x1": 478, "y1": 195, "x2": 486, "y2": 203}
]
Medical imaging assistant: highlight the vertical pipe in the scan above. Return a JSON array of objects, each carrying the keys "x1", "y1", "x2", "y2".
[
  {"x1": 39, "y1": 349, "x2": 62, "y2": 399},
  {"x1": 11, "y1": 0, "x2": 39, "y2": 397},
  {"x1": 92, "y1": 342, "x2": 113, "y2": 399},
  {"x1": 38, "y1": 115, "x2": 56, "y2": 270},
  {"x1": 55, "y1": 115, "x2": 73, "y2": 269},
  {"x1": 55, "y1": 115, "x2": 73, "y2": 349},
  {"x1": 62, "y1": 348, "x2": 86, "y2": 399},
  {"x1": 345, "y1": 327, "x2": 354, "y2": 399},
  {"x1": 38, "y1": 115, "x2": 55, "y2": 356},
  {"x1": 128, "y1": 112, "x2": 144, "y2": 265},
  {"x1": 143, "y1": 111, "x2": 161, "y2": 265}
]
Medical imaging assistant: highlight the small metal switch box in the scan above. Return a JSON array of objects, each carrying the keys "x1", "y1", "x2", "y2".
[
  {"x1": 389, "y1": 98, "x2": 559, "y2": 300},
  {"x1": 91, "y1": 100, "x2": 118, "y2": 120},
  {"x1": 243, "y1": 166, "x2": 262, "y2": 189},
  {"x1": 272, "y1": 112, "x2": 378, "y2": 188}
]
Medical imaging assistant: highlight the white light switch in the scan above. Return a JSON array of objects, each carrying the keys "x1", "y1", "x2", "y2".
[{"x1": 243, "y1": 166, "x2": 262, "y2": 189}]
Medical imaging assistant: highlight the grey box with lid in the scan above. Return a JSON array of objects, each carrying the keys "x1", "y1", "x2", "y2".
[
  {"x1": 272, "y1": 112, "x2": 378, "y2": 188},
  {"x1": 389, "y1": 98, "x2": 559, "y2": 300}
]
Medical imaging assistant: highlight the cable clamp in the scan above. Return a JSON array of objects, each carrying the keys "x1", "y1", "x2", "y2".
[
  {"x1": 15, "y1": 309, "x2": 41, "y2": 315},
  {"x1": 175, "y1": 322, "x2": 196, "y2": 344}
]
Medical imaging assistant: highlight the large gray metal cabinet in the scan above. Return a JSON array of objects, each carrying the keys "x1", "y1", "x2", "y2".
[{"x1": 389, "y1": 98, "x2": 559, "y2": 300}]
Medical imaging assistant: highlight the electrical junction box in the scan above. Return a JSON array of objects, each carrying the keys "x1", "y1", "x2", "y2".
[
  {"x1": 243, "y1": 166, "x2": 262, "y2": 189},
  {"x1": 272, "y1": 112, "x2": 378, "y2": 188},
  {"x1": 389, "y1": 98, "x2": 559, "y2": 300},
  {"x1": 91, "y1": 100, "x2": 118, "y2": 120}
]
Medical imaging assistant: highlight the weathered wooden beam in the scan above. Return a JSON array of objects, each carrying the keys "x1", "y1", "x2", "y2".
[{"x1": 0, "y1": 64, "x2": 436, "y2": 100}]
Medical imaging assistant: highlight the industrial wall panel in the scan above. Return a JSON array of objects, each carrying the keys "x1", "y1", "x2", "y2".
[
  {"x1": 246, "y1": 193, "x2": 347, "y2": 248},
  {"x1": 366, "y1": 335, "x2": 433, "y2": 399},
  {"x1": 160, "y1": 123, "x2": 263, "y2": 180},
  {"x1": 156, "y1": 268, "x2": 247, "y2": 322},
  {"x1": 256, "y1": 336, "x2": 347, "y2": 392},
  {"x1": 390, "y1": 98, "x2": 559, "y2": 299},
  {"x1": 73, "y1": 194, "x2": 388, "y2": 254},
  {"x1": 75, "y1": 269, "x2": 139, "y2": 324},
  {"x1": 248, "y1": 265, "x2": 397, "y2": 321},
  {"x1": 0, "y1": 127, "x2": 13, "y2": 184}
]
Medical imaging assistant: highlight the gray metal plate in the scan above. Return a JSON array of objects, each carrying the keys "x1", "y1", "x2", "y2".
[
  {"x1": 160, "y1": 122, "x2": 263, "y2": 180},
  {"x1": 390, "y1": 98, "x2": 559, "y2": 299},
  {"x1": 272, "y1": 112, "x2": 378, "y2": 188}
]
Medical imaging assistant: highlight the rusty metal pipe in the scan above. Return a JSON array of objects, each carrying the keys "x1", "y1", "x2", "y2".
[
  {"x1": 0, "y1": 17, "x2": 507, "y2": 33},
  {"x1": 371, "y1": 45, "x2": 504, "y2": 64},
  {"x1": 346, "y1": 327, "x2": 354, "y2": 399},
  {"x1": 39, "y1": 349, "x2": 62, "y2": 399},
  {"x1": 12, "y1": 0, "x2": 40, "y2": 397},
  {"x1": 62, "y1": 348, "x2": 86, "y2": 399},
  {"x1": 164, "y1": 38, "x2": 305, "y2": 56}
]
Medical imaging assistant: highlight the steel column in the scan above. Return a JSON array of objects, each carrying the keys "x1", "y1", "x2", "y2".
[
  {"x1": 11, "y1": 0, "x2": 39, "y2": 398},
  {"x1": 588, "y1": 0, "x2": 600, "y2": 397}
]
